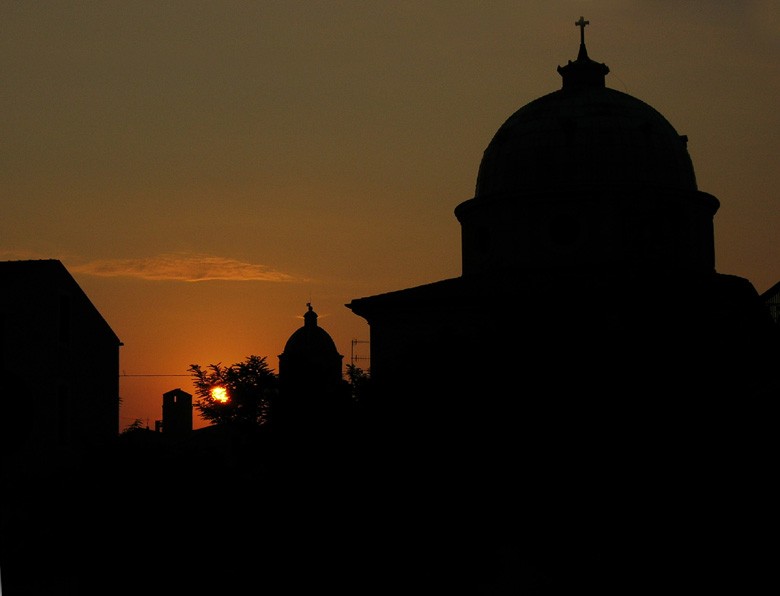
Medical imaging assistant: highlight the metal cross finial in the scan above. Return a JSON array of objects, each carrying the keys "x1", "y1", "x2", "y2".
[{"x1": 575, "y1": 16, "x2": 589, "y2": 45}]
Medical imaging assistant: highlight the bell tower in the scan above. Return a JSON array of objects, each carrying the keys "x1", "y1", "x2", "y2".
[{"x1": 160, "y1": 388, "x2": 193, "y2": 436}]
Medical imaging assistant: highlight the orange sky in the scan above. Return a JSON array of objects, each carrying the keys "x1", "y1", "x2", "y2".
[{"x1": 3, "y1": 1, "x2": 780, "y2": 430}]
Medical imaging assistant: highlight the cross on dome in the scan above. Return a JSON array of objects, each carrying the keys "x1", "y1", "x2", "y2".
[
  {"x1": 557, "y1": 16, "x2": 608, "y2": 88},
  {"x1": 576, "y1": 16, "x2": 589, "y2": 45}
]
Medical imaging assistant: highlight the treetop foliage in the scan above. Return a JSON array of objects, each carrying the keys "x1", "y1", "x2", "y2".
[{"x1": 188, "y1": 354, "x2": 278, "y2": 428}]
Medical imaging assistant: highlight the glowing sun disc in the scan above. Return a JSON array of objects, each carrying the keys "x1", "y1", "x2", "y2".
[{"x1": 211, "y1": 386, "x2": 228, "y2": 403}]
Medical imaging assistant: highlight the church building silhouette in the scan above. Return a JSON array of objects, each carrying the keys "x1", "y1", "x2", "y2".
[
  {"x1": 276, "y1": 302, "x2": 351, "y2": 429},
  {"x1": 346, "y1": 18, "x2": 779, "y2": 593}
]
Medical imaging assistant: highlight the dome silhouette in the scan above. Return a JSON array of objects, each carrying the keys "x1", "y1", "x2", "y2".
[
  {"x1": 277, "y1": 303, "x2": 345, "y2": 420},
  {"x1": 454, "y1": 32, "x2": 718, "y2": 276},
  {"x1": 281, "y1": 303, "x2": 340, "y2": 358},
  {"x1": 475, "y1": 35, "x2": 697, "y2": 200},
  {"x1": 475, "y1": 86, "x2": 698, "y2": 198}
]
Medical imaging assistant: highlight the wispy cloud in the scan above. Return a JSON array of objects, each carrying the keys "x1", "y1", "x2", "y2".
[{"x1": 69, "y1": 253, "x2": 299, "y2": 282}]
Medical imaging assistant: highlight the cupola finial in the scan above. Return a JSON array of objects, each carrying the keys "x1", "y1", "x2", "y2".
[
  {"x1": 304, "y1": 302, "x2": 318, "y2": 326},
  {"x1": 557, "y1": 17, "x2": 609, "y2": 89},
  {"x1": 575, "y1": 16, "x2": 590, "y2": 60}
]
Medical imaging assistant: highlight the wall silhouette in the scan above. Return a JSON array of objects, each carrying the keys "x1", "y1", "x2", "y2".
[{"x1": 0, "y1": 259, "x2": 122, "y2": 596}]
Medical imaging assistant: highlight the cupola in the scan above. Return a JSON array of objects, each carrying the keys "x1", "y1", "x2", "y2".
[{"x1": 454, "y1": 17, "x2": 719, "y2": 277}]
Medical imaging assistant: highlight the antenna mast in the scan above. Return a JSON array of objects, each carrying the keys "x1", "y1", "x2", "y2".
[{"x1": 350, "y1": 339, "x2": 370, "y2": 368}]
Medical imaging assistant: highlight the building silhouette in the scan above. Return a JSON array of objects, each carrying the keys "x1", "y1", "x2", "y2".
[
  {"x1": 276, "y1": 303, "x2": 351, "y2": 430},
  {"x1": 158, "y1": 387, "x2": 193, "y2": 437},
  {"x1": 0, "y1": 259, "x2": 123, "y2": 596},
  {"x1": 0, "y1": 259, "x2": 122, "y2": 461},
  {"x1": 761, "y1": 280, "x2": 780, "y2": 324},
  {"x1": 346, "y1": 20, "x2": 779, "y2": 592},
  {"x1": 278, "y1": 303, "x2": 344, "y2": 393}
]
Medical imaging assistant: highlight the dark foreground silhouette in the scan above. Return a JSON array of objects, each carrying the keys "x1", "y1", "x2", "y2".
[{"x1": 2, "y1": 379, "x2": 774, "y2": 596}]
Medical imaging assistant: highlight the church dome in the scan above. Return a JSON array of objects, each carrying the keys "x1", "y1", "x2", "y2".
[
  {"x1": 454, "y1": 19, "x2": 719, "y2": 278},
  {"x1": 281, "y1": 303, "x2": 340, "y2": 358},
  {"x1": 474, "y1": 32, "x2": 697, "y2": 199},
  {"x1": 278, "y1": 303, "x2": 345, "y2": 412}
]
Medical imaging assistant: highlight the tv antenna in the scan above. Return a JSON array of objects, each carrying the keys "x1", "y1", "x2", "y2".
[{"x1": 350, "y1": 339, "x2": 370, "y2": 368}]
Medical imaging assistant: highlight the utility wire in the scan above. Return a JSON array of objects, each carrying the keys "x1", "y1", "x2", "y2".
[{"x1": 120, "y1": 373, "x2": 189, "y2": 377}]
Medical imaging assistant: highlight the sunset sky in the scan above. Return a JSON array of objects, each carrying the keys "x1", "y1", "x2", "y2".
[{"x1": 3, "y1": 1, "x2": 779, "y2": 430}]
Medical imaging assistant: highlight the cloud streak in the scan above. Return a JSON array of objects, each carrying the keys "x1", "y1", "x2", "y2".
[{"x1": 70, "y1": 253, "x2": 299, "y2": 282}]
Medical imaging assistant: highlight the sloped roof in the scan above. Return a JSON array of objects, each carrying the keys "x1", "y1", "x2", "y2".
[{"x1": 0, "y1": 259, "x2": 122, "y2": 345}]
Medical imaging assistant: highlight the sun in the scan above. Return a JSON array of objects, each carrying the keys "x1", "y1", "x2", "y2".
[{"x1": 210, "y1": 386, "x2": 229, "y2": 403}]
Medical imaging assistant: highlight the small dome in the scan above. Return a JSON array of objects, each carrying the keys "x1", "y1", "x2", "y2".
[
  {"x1": 281, "y1": 303, "x2": 340, "y2": 358},
  {"x1": 474, "y1": 40, "x2": 697, "y2": 199}
]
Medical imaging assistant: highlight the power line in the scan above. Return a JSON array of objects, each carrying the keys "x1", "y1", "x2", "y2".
[{"x1": 120, "y1": 373, "x2": 189, "y2": 377}]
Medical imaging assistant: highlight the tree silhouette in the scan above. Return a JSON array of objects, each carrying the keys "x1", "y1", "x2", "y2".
[
  {"x1": 188, "y1": 354, "x2": 278, "y2": 429},
  {"x1": 120, "y1": 418, "x2": 146, "y2": 434},
  {"x1": 345, "y1": 363, "x2": 370, "y2": 402}
]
